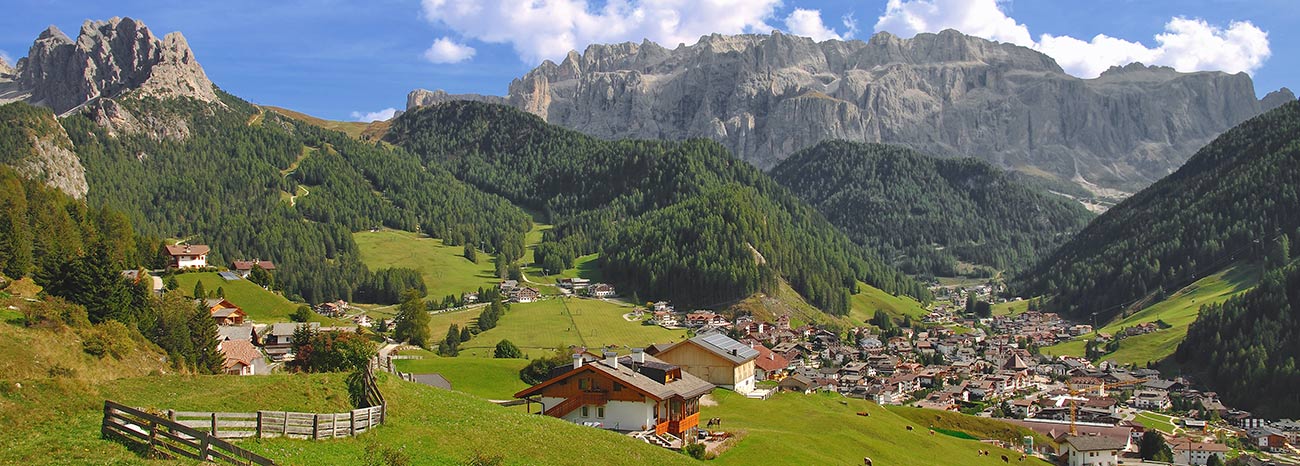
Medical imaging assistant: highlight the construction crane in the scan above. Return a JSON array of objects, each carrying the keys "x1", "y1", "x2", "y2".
[{"x1": 1062, "y1": 378, "x2": 1148, "y2": 435}]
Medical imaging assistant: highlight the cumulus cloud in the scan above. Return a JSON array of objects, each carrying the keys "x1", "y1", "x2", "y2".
[
  {"x1": 874, "y1": 0, "x2": 1271, "y2": 78},
  {"x1": 420, "y1": 0, "x2": 781, "y2": 64},
  {"x1": 350, "y1": 108, "x2": 398, "y2": 122},
  {"x1": 424, "y1": 37, "x2": 476, "y2": 64},
  {"x1": 785, "y1": 8, "x2": 845, "y2": 41}
]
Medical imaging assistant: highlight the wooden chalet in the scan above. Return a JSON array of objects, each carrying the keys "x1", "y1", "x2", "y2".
[
  {"x1": 165, "y1": 244, "x2": 209, "y2": 269},
  {"x1": 653, "y1": 333, "x2": 758, "y2": 394},
  {"x1": 202, "y1": 298, "x2": 246, "y2": 325},
  {"x1": 514, "y1": 349, "x2": 714, "y2": 439}
]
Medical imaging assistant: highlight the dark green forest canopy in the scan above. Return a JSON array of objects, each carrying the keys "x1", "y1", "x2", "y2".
[
  {"x1": 1017, "y1": 100, "x2": 1300, "y2": 321},
  {"x1": 1176, "y1": 263, "x2": 1300, "y2": 417},
  {"x1": 6, "y1": 92, "x2": 532, "y2": 304},
  {"x1": 385, "y1": 102, "x2": 930, "y2": 313},
  {"x1": 771, "y1": 140, "x2": 1093, "y2": 276}
]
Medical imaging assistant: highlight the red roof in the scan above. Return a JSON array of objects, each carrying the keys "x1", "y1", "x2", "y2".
[
  {"x1": 165, "y1": 244, "x2": 210, "y2": 256},
  {"x1": 751, "y1": 345, "x2": 789, "y2": 372},
  {"x1": 220, "y1": 340, "x2": 263, "y2": 369},
  {"x1": 232, "y1": 260, "x2": 276, "y2": 271}
]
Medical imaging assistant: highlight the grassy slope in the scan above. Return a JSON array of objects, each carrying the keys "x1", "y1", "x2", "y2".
[
  {"x1": 261, "y1": 106, "x2": 388, "y2": 141},
  {"x1": 709, "y1": 391, "x2": 1050, "y2": 466},
  {"x1": 174, "y1": 272, "x2": 320, "y2": 323},
  {"x1": 392, "y1": 351, "x2": 529, "y2": 400},
  {"x1": 888, "y1": 406, "x2": 1054, "y2": 447},
  {"x1": 353, "y1": 229, "x2": 501, "y2": 301},
  {"x1": 1041, "y1": 264, "x2": 1258, "y2": 364},
  {"x1": 452, "y1": 298, "x2": 687, "y2": 357},
  {"x1": 0, "y1": 319, "x2": 169, "y2": 383},
  {"x1": 992, "y1": 299, "x2": 1031, "y2": 316},
  {"x1": 848, "y1": 281, "x2": 929, "y2": 325}
]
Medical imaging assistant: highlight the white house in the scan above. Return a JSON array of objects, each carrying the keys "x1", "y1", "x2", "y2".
[
  {"x1": 1061, "y1": 435, "x2": 1125, "y2": 466},
  {"x1": 165, "y1": 244, "x2": 209, "y2": 269},
  {"x1": 1172, "y1": 442, "x2": 1229, "y2": 466}
]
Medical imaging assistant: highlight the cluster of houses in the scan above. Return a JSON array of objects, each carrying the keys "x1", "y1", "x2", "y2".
[
  {"x1": 498, "y1": 280, "x2": 540, "y2": 303},
  {"x1": 207, "y1": 297, "x2": 361, "y2": 375},
  {"x1": 556, "y1": 278, "x2": 616, "y2": 298}
]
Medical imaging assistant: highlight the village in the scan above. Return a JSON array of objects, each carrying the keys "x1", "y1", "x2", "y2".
[{"x1": 157, "y1": 243, "x2": 1298, "y2": 466}]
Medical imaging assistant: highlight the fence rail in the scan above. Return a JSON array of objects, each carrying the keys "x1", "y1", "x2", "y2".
[
  {"x1": 162, "y1": 405, "x2": 385, "y2": 440},
  {"x1": 101, "y1": 401, "x2": 275, "y2": 466}
]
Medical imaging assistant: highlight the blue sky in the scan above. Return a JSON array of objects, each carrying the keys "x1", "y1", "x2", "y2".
[{"x1": 1, "y1": 0, "x2": 1294, "y2": 121}]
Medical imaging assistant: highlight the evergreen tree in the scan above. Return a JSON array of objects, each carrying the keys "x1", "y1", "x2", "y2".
[
  {"x1": 1139, "y1": 431, "x2": 1169, "y2": 461},
  {"x1": 0, "y1": 172, "x2": 33, "y2": 279},
  {"x1": 248, "y1": 264, "x2": 272, "y2": 289},
  {"x1": 188, "y1": 302, "x2": 222, "y2": 374},
  {"x1": 215, "y1": 286, "x2": 225, "y2": 298},
  {"x1": 193, "y1": 280, "x2": 206, "y2": 299},
  {"x1": 46, "y1": 247, "x2": 133, "y2": 324},
  {"x1": 459, "y1": 325, "x2": 472, "y2": 343},
  {"x1": 439, "y1": 324, "x2": 460, "y2": 356},
  {"x1": 393, "y1": 289, "x2": 431, "y2": 348},
  {"x1": 463, "y1": 244, "x2": 478, "y2": 263},
  {"x1": 291, "y1": 305, "x2": 313, "y2": 323}
]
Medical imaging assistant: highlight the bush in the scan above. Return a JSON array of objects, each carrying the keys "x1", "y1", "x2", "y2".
[
  {"x1": 22, "y1": 297, "x2": 90, "y2": 329},
  {"x1": 519, "y1": 347, "x2": 571, "y2": 384},
  {"x1": 682, "y1": 442, "x2": 706, "y2": 459},
  {"x1": 291, "y1": 305, "x2": 313, "y2": 323},
  {"x1": 80, "y1": 321, "x2": 136, "y2": 359},
  {"x1": 494, "y1": 339, "x2": 523, "y2": 359}
]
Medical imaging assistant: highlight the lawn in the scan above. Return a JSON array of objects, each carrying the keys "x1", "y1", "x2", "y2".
[
  {"x1": 888, "y1": 406, "x2": 1054, "y2": 447},
  {"x1": 1041, "y1": 264, "x2": 1258, "y2": 364},
  {"x1": 392, "y1": 353, "x2": 529, "y2": 400},
  {"x1": 453, "y1": 297, "x2": 687, "y2": 357},
  {"x1": 707, "y1": 390, "x2": 1051, "y2": 466},
  {"x1": 174, "y1": 272, "x2": 315, "y2": 323},
  {"x1": 353, "y1": 229, "x2": 501, "y2": 301},
  {"x1": 1133, "y1": 411, "x2": 1180, "y2": 435},
  {"x1": 992, "y1": 299, "x2": 1031, "y2": 316}
]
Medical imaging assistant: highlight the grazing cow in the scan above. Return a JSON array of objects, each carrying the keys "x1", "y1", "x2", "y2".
[
  {"x1": 1001, "y1": 455, "x2": 1009, "y2": 463},
  {"x1": 707, "y1": 417, "x2": 722, "y2": 428},
  {"x1": 863, "y1": 457, "x2": 873, "y2": 466},
  {"x1": 906, "y1": 425, "x2": 914, "y2": 431},
  {"x1": 1019, "y1": 454, "x2": 1027, "y2": 461},
  {"x1": 929, "y1": 429, "x2": 935, "y2": 436}
]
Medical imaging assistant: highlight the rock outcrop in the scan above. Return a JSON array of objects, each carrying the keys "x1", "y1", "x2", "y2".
[
  {"x1": 1261, "y1": 87, "x2": 1297, "y2": 111},
  {"x1": 407, "y1": 88, "x2": 505, "y2": 109},
  {"x1": 411, "y1": 30, "x2": 1287, "y2": 194},
  {"x1": 6, "y1": 17, "x2": 218, "y2": 115},
  {"x1": 0, "y1": 108, "x2": 88, "y2": 199}
]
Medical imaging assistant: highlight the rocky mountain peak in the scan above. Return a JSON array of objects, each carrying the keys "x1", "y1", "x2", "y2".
[
  {"x1": 5, "y1": 16, "x2": 218, "y2": 114},
  {"x1": 1261, "y1": 87, "x2": 1297, "y2": 111}
]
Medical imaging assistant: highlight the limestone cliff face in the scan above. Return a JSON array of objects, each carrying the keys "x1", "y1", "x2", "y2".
[
  {"x1": 9, "y1": 17, "x2": 218, "y2": 115},
  {"x1": 3, "y1": 109, "x2": 89, "y2": 199},
  {"x1": 412, "y1": 30, "x2": 1284, "y2": 193},
  {"x1": 407, "y1": 88, "x2": 505, "y2": 109}
]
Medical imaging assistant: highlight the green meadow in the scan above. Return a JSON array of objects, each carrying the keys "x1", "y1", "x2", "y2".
[{"x1": 174, "y1": 272, "x2": 315, "y2": 323}]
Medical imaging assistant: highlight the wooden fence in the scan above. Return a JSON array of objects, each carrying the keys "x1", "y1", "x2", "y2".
[
  {"x1": 165, "y1": 405, "x2": 385, "y2": 440},
  {"x1": 101, "y1": 401, "x2": 275, "y2": 465}
]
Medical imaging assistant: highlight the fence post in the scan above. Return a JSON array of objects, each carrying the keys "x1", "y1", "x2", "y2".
[
  {"x1": 211, "y1": 412, "x2": 219, "y2": 438},
  {"x1": 312, "y1": 414, "x2": 320, "y2": 440},
  {"x1": 198, "y1": 432, "x2": 212, "y2": 461},
  {"x1": 350, "y1": 409, "x2": 357, "y2": 436},
  {"x1": 256, "y1": 411, "x2": 263, "y2": 438},
  {"x1": 167, "y1": 409, "x2": 175, "y2": 422},
  {"x1": 282, "y1": 412, "x2": 289, "y2": 437},
  {"x1": 147, "y1": 420, "x2": 158, "y2": 458}
]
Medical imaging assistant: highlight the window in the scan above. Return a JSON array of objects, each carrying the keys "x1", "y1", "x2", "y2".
[
  {"x1": 579, "y1": 378, "x2": 589, "y2": 390},
  {"x1": 597, "y1": 407, "x2": 605, "y2": 418},
  {"x1": 613, "y1": 383, "x2": 623, "y2": 391},
  {"x1": 581, "y1": 406, "x2": 589, "y2": 417}
]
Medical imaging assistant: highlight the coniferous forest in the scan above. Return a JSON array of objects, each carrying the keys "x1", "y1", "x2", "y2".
[
  {"x1": 1018, "y1": 101, "x2": 1300, "y2": 321},
  {"x1": 771, "y1": 140, "x2": 1094, "y2": 276},
  {"x1": 386, "y1": 102, "x2": 930, "y2": 313}
]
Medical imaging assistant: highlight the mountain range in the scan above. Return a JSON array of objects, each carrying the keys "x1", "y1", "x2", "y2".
[{"x1": 409, "y1": 29, "x2": 1295, "y2": 196}]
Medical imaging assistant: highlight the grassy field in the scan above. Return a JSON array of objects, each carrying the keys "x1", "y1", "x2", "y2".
[
  {"x1": 888, "y1": 406, "x2": 1054, "y2": 447},
  {"x1": 353, "y1": 229, "x2": 501, "y2": 301},
  {"x1": 262, "y1": 105, "x2": 389, "y2": 141},
  {"x1": 0, "y1": 318, "x2": 169, "y2": 382},
  {"x1": 992, "y1": 299, "x2": 1031, "y2": 316},
  {"x1": 847, "y1": 281, "x2": 929, "y2": 326},
  {"x1": 1041, "y1": 265, "x2": 1258, "y2": 364},
  {"x1": 708, "y1": 390, "x2": 1050, "y2": 466},
  {"x1": 392, "y1": 351, "x2": 529, "y2": 400},
  {"x1": 174, "y1": 272, "x2": 315, "y2": 323},
  {"x1": 1133, "y1": 411, "x2": 1180, "y2": 435},
  {"x1": 453, "y1": 297, "x2": 686, "y2": 357}
]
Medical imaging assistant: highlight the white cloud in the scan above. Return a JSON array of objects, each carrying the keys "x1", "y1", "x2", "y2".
[
  {"x1": 785, "y1": 8, "x2": 844, "y2": 41},
  {"x1": 0, "y1": 49, "x2": 12, "y2": 66},
  {"x1": 424, "y1": 37, "x2": 477, "y2": 64},
  {"x1": 420, "y1": 0, "x2": 781, "y2": 64},
  {"x1": 874, "y1": 0, "x2": 1271, "y2": 78},
  {"x1": 350, "y1": 108, "x2": 398, "y2": 122}
]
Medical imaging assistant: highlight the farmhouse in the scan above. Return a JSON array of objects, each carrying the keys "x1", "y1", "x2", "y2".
[
  {"x1": 264, "y1": 322, "x2": 318, "y2": 360},
  {"x1": 651, "y1": 333, "x2": 758, "y2": 394},
  {"x1": 201, "y1": 298, "x2": 246, "y2": 325},
  {"x1": 218, "y1": 339, "x2": 266, "y2": 376},
  {"x1": 231, "y1": 259, "x2": 275, "y2": 278},
  {"x1": 588, "y1": 283, "x2": 616, "y2": 298},
  {"x1": 751, "y1": 344, "x2": 790, "y2": 380},
  {"x1": 165, "y1": 244, "x2": 209, "y2": 269},
  {"x1": 512, "y1": 287, "x2": 540, "y2": 303},
  {"x1": 1060, "y1": 435, "x2": 1125, "y2": 466},
  {"x1": 514, "y1": 349, "x2": 713, "y2": 440},
  {"x1": 1172, "y1": 441, "x2": 1229, "y2": 466}
]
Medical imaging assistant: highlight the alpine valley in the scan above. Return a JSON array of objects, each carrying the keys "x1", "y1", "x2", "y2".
[{"x1": 0, "y1": 11, "x2": 1297, "y2": 466}]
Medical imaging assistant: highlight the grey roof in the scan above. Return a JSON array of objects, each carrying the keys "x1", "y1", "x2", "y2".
[
  {"x1": 1064, "y1": 435, "x2": 1127, "y2": 451},
  {"x1": 217, "y1": 325, "x2": 254, "y2": 341},
  {"x1": 218, "y1": 271, "x2": 242, "y2": 281},
  {"x1": 271, "y1": 322, "x2": 318, "y2": 336},
  {"x1": 522, "y1": 353, "x2": 715, "y2": 401},
  {"x1": 689, "y1": 333, "x2": 759, "y2": 364}
]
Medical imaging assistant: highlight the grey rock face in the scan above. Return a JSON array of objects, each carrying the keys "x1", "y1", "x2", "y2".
[
  {"x1": 0, "y1": 56, "x2": 12, "y2": 76},
  {"x1": 407, "y1": 88, "x2": 506, "y2": 109},
  {"x1": 411, "y1": 30, "x2": 1284, "y2": 193},
  {"x1": 10, "y1": 112, "x2": 88, "y2": 199},
  {"x1": 1261, "y1": 87, "x2": 1297, "y2": 111},
  {"x1": 11, "y1": 17, "x2": 218, "y2": 115}
]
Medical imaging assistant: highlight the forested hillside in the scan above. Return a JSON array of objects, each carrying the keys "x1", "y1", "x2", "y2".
[
  {"x1": 12, "y1": 93, "x2": 532, "y2": 303},
  {"x1": 1176, "y1": 262, "x2": 1300, "y2": 417},
  {"x1": 385, "y1": 102, "x2": 928, "y2": 314},
  {"x1": 1018, "y1": 101, "x2": 1300, "y2": 321},
  {"x1": 771, "y1": 140, "x2": 1092, "y2": 276}
]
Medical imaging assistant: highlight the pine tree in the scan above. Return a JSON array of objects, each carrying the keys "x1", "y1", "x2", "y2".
[
  {"x1": 463, "y1": 244, "x2": 478, "y2": 263},
  {"x1": 495, "y1": 339, "x2": 523, "y2": 358},
  {"x1": 188, "y1": 302, "x2": 222, "y2": 374},
  {"x1": 193, "y1": 280, "x2": 206, "y2": 299},
  {"x1": 439, "y1": 324, "x2": 460, "y2": 356},
  {"x1": 393, "y1": 289, "x2": 431, "y2": 348},
  {"x1": 459, "y1": 325, "x2": 472, "y2": 343}
]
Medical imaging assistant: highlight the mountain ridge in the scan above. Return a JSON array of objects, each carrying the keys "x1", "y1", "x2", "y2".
[{"x1": 409, "y1": 29, "x2": 1292, "y2": 195}]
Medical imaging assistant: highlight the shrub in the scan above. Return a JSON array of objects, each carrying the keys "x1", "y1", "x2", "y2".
[
  {"x1": 22, "y1": 297, "x2": 90, "y2": 329},
  {"x1": 81, "y1": 321, "x2": 137, "y2": 359},
  {"x1": 682, "y1": 442, "x2": 706, "y2": 459}
]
